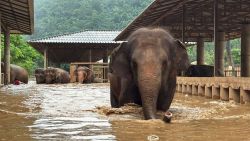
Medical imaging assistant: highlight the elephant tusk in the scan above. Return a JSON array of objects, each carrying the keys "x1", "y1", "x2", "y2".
[{"x1": 163, "y1": 111, "x2": 172, "y2": 123}]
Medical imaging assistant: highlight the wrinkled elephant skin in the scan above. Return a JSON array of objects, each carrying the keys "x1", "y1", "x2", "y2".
[
  {"x1": 45, "y1": 67, "x2": 70, "y2": 84},
  {"x1": 75, "y1": 66, "x2": 94, "y2": 83},
  {"x1": 35, "y1": 68, "x2": 45, "y2": 84},
  {"x1": 109, "y1": 28, "x2": 189, "y2": 120}
]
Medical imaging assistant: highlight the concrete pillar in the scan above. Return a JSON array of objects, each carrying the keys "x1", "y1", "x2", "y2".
[
  {"x1": 240, "y1": 89, "x2": 250, "y2": 104},
  {"x1": 198, "y1": 85, "x2": 205, "y2": 96},
  {"x1": 205, "y1": 86, "x2": 212, "y2": 98},
  {"x1": 229, "y1": 87, "x2": 240, "y2": 103},
  {"x1": 186, "y1": 84, "x2": 192, "y2": 95},
  {"x1": 192, "y1": 85, "x2": 198, "y2": 95},
  {"x1": 181, "y1": 84, "x2": 186, "y2": 94},
  {"x1": 177, "y1": 84, "x2": 182, "y2": 92},
  {"x1": 212, "y1": 86, "x2": 220, "y2": 99},
  {"x1": 241, "y1": 24, "x2": 250, "y2": 77},
  {"x1": 44, "y1": 47, "x2": 48, "y2": 68},
  {"x1": 220, "y1": 87, "x2": 229, "y2": 101},
  {"x1": 214, "y1": 32, "x2": 225, "y2": 76},
  {"x1": 4, "y1": 27, "x2": 10, "y2": 85},
  {"x1": 197, "y1": 37, "x2": 204, "y2": 65}
]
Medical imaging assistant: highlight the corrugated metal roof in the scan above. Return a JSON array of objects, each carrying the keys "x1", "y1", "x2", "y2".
[
  {"x1": 0, "y1": 0, "x2": 34, "y2": 34},
  {"x1": 29, "y1": 30, "x2": 121, "y2": 43},
  {"x1": 115, "y1": 0, "x2": 250, "y2": 41}
]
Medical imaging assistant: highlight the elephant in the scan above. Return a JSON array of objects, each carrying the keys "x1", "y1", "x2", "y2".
[
  {"x1": 1, "y1": 63, "x2": 29, "y2": 84},
  {"x1": 185, "y1": 65, "x2": 214, "y2": 77},
  {"x1": 75, "y1": 66, "x2": 94, "y2": 83},
  {"x1": 175, "y1": 39, "x2": 190, "y2": 76},
  {"x1": 109, "y1": 27, "x2": 190, "y2": 120},
  {"x1": 34, "y1": 68, "x2": 46, "y2": 84},
  {"x1": 44, "y1": 67, "x2": 70, "y2": 84}
]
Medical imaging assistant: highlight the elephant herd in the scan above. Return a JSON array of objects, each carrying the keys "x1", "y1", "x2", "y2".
[{"x1": 34, "y1": 66, "x2": 95, "y2": 84}]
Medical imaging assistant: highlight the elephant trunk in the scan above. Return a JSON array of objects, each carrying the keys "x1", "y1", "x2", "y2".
[{"x1": 138, "y1": 71, "x2": 161, "y2": 120}]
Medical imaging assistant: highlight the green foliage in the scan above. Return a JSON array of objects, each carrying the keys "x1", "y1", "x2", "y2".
[
  {"x1": 1, "y1": 35, "x2": 43, "y2": 74},
  {"x1": 28, "y1": 0, "x2": 153, "y2": 40},
  {"x1": 187, "y1": 39, "x2": 241, "y2": 66}
]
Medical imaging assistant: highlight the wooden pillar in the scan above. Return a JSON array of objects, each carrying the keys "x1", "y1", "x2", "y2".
[
  {"x1": 214, "y1": 31, "x2": 225, "y2": 76},
  {"x1": 241, "y1": 24, "x2": 250, "y2": 77},
  {"x1": 89, "y1": 49, "x2": 93, "y2": 75},
  {"x1": 197, "y1": 37, "x2": 204, "y2": 65},
  {"x1": 44, "y1": 47, "x2": 48, "y2": 68},
  {"x1": 182, "y1": 5, "x2": 186, "y2": 43},
  {"x1": 103, "y1": 49, "x2": 108, "y2": 82},
  {"x1": 4, "y1": 27, "x2": 10, "y2": 85},
  {"x1": 0, "y1": 13, "x2": 2, "y2": 85}
]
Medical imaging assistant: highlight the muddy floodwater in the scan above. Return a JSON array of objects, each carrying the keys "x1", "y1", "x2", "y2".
[{"x1": 1, "y1": 81, "x2": 250, "y2": 141}]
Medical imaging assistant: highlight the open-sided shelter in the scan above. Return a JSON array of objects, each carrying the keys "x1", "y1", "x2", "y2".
[
  {"x1": 115, "y1": 0, "x2": 250, "y2": 77},
  {"x1": 0, "y1": 0, "x2": 34, "y2": 85},
  {"x1": 28, "y1": 31, "x2": 121, "y2": 67}
]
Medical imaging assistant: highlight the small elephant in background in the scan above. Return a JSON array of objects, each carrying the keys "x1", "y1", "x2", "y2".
[
  {"x1": 34, "y1": 68, "x2": 45, "y2": 84},
  {"x1": 75, "y1": 66, "x2": 94, "y2": 83},
  {"x1": 44, "y1": 67, "x2": 70, "y2": 84},
  {"x1": 1, "y1": 62, "x2": 29, "y2": 84},
  {"x1": 185, "y1": 65, "x2": 214, "y2": 77}
]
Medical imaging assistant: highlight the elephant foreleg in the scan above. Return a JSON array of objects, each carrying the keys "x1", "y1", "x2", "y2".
[
  {"x1": 157, "y1": 75, "x2": 176, "y2": 111},
  {"x1": 109, "y1": 73, "x2": 121, "y2": 108}
]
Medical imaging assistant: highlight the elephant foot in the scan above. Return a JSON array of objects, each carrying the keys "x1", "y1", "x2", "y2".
[{"x1": 163, "y1": 111, "x2": 172, "y2": 123}]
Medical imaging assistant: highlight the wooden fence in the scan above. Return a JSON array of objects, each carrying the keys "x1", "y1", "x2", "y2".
[
  {"x1": 224, "y1": 66, "x2": 241, "y2": 77},
  {"x1": 70, "y1": 62, "x2": 109, "y2": 83}
]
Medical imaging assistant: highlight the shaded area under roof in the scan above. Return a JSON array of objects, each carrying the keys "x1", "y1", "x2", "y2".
[
  {"x1": 115, "y1": 0, "x2": 250, "y2": 42},
  {"x1": 0, "y1": 0, "x2": 34, "y2": 34},
  {"x1": 28, "y1": 31, "x2": 121, "y2": 63}
]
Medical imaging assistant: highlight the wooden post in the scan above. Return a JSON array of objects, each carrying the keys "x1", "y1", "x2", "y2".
[
  {"x1": 182, "y1": 5, "x2": 186, "y2": 43},
  {"x1": 103, "y1": 49, "x2": 108, "y2": 82},
  {"x1": 70, "y1": 64, "x2": 77, "y2": 83},
  {"x1": 197, "y1": 37, "x2": 204, "y2": 65},
  {"x1": 44, "y1": 47, "x2": 48, "y2": 68},
  {"x1": 241, "y1": 24, "x2": 250, "y2": 77},
  {"x1": 89, "y1": 49, "x2": 94, "y2": 73},
  {"x1": 0, "y1": 13, "x2": 2, "y2": 85},
  {"x1": 4, "y1": 27, "x2": 10, "y2": 85}
]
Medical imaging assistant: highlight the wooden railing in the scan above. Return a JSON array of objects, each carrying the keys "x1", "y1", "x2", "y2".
[
  {"x1": 70, "y1": 62, "x2": 109, "y2": 83},
  {"x1": 224, "y1": 66, "x2": 241, "y2": 77}
]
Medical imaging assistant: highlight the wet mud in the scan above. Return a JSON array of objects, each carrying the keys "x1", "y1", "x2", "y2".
[{"x1": 0, "y1": 81, "x2": 250, "y2": 140}]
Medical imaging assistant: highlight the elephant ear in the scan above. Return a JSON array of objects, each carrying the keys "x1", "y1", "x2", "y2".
[
  {"x1": 175, "y1": 39, "x2": 190, "y2": 75},
  {"x1": 109, "y1": 42, "x2": 131, "y2": 77}
]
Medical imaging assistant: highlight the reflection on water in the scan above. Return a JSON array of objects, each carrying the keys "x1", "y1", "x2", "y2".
[{"x1": 0, "y1": 81, "x2": 250, "y2": 140}]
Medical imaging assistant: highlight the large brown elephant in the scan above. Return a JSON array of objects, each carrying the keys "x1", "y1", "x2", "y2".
[
  {"x1": 109, "y1": 27, "x2": 190, "y2": 120},
  {"x1": 75, "y1": 66, "x2": 94, "y2": 83},
  {"x1": 1, "y1": 63, "x2": 29, "y2": 84},
  {"x1": 44, "y1": 67, "x2": 70, "y2": 84},
  {"x1": 34, "y1": 68, "x2": 46, "y2": 84}
]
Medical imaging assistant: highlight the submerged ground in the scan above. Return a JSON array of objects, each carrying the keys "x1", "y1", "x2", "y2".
[{"x1": 0, "y1": 81, "x2": 250, "y2": 140}]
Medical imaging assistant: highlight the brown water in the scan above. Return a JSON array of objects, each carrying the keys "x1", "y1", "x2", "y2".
[{"x1": 0, "y1": 81, "x2": 250, "y2": 141}]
